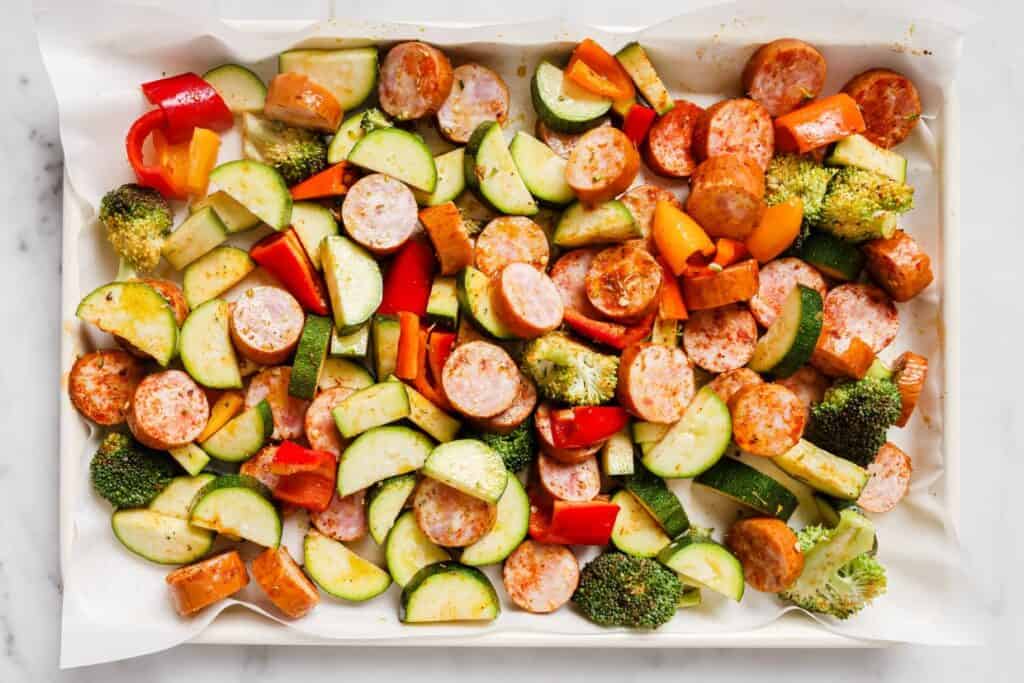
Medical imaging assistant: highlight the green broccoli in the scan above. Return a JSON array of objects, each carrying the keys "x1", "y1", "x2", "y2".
[
  {"x1": 780, "y1": 508, "x2": 887, "y2": 619},
  {"x1": 766, "y1": 154, "x2": 837, "y2": 226},
  {"x1": 98, "y1": 184, "x2": 173, "y2": 272},
  {"x1": 521, "y1": 333, "x2": 618, "y2": 406},
  {"x1": 243, "y1": 112, "x2": 327, "y2": 186},
  {"x1": 90, "y1": 432, "x2": 178, "y2": 508},
  {"x1": 818, "y1": 167, "x2": 914, "y2": 243},
  {"x1": 462, "y1": 417, "x2": 537, "y2": 472},
  {"x1": 805, "y1": 377, "x2": 902, "y2": 467},
  {"x1": 573, "y1": 552, "x2": 684, "y2": 629}
]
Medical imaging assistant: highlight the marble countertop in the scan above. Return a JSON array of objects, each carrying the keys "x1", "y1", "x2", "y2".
[{"x1": 1, "y1": 0, "x2": 1016, "y2": 679}]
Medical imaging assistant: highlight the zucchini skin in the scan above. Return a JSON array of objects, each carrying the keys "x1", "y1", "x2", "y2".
[
  {"x1": 694, "y1": 457, "x2": 799, "y2": 521},
  {"x1": 530, "y1": 62, "x2": 610, "y2": 134},
  {"x1": 771, "y1": 285, "x2": 824, "y2": 378}
]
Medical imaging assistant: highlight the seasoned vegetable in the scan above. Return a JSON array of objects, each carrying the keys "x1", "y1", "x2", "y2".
[
  {"x1": 521, "y1": 333, "x2": 619, "y2": 406},
  {"x1": 572, "y1": 552, "x2": 683, "y2": 629},
  {"x1": 805, "y1": 377, "x2": 902, "y2": 466},
  {"x1": 99, "y1": 184, "x2": 173, "y2": 272},
  {"x1": 90, "y1": 432, "x2": 178, "y2": 508},
  {"x1": 817, "y1": 167, "x2": 914, "y2": 243},
  {"x1": 243, "y1": 112, "x2": 328, "y2": 185}
]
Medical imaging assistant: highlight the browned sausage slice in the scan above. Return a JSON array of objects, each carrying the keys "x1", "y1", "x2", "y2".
[
  {"x1": 536, "y1": 119, "x2": 609, "y2": 159},
  {"x1": 534, "y1": 402, "x2": 602, "y2": 464},
  {"x1": 685, "y1": 155, "x2": 766, "y2": 240},
  {"x1": 474, "y1": 216, "x2": 549, "y2": 277},
  {"x1": 707, "y1": 367, "x2": 763, "y2": 405},
  {"x1": 726, "y1": 518, "x2": 804, "y2": 592},
  {"x1": 304, "y1": 386, "x2": 357, "y2": 457},
  {"x1": 537, "y1": 452, "x2": 600, "y2": 502},
  {"x1": 742, "y1": 39, "x2": 827, "y2": 117},
  {"x1": 842, "y1": 69, "x2": 922, "y2": 149},
  {"x1": 128, "y1": 370, "x2": 209, "y2": 450},
  {"x1": 618, "y1": 184, "x2": 682, "y2": 246},
  {"x1": 683, "y1": 304, "x2": 758, "y2": 373},
  {"x1": 585, "y1": 245, "x2": 663, "y2": 321},
  {"x1": 502, "y1": 540, "x2": 579, "y2": 613},
  {"x1": 730, "y1": 383, "x2": 806, "y2": 457},
  {"x1": 473, "y1": 371, "x2": 538, "y2": 435},
  {"x1": 239, "y1": 445, "x2": 281, "y2": 491},
  {"x1": 682, "y1": 259, "x2": 760, "y2": 311},
  {"x1": 749, "y1": 257, "x2": 827, "y2": 328},
  {"x1": 245, "y1": 367, "x2": 309, "y2": 440},
  {"x1": 378, "y1": 41, "x2": 454, "y2": 121},
  {"x1": 230, "y1": 286, "x2": 305, "y2": 365},
  {"x1": 441, "y1": 341, "x2": 519, "y2": 418},
  {"x1": 264, "y1": 72, "x2": 343, "y2": 133},
  {"x1": 643, "y1": 100, "x2": 704, "y2": 177},
  {"x1": 251, "y1": 546, "x2": 320, "y2": 618},
  {"x1": 550, "y1": 248, "x2": 603, "y2": 318},
  {"x1": 413, "y1": 477, "x2": 497, "y2": 547},
  {"x1": 436, "y1": 63, "x2": 510, "y2": 143},
  {"x1": 821, "y1": 283, "x2": 899, "y2": 354},
  {"x1": 617, "y1": 342, "x2": 695, "y2": 423},
  {"x1": 310, "y1": 490, "x2": 368, "y2": 542},
  {"x1": 166, "y1": 550, "x2": 249, "y2": 617},
  {"x1": 693, "y1": 98, "x2": 774, "y2": 170},
  {"x1": 69, "y1": 350, "x2": 145, "y2": 426},
  {"x1": 857, "y1": 442, "x2": 913, "y2": 513},
  {"x1": 494, "y1": 263, "x2": 564, "y2": 339},
  {"x1": 891, "y1": 351, "x2": 928, "y2": 427},
  {"x1": 774, "y1": 365, "x2": 829, "y2": 408},
  {"x1": 862, "y1": 230, "x2": 934, "y2": 302},
  {"x1": 566, "y1": 126, "x2": 641, "y2": 205},
  {"x1": 341, "y1": 173, "x2": 418, "y2": 255}
]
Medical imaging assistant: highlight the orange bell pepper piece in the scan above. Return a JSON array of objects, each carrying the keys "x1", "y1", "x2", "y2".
[
  {"x1": 395, "y1": 311, "x2": 421, "y2": 380},
  {"x1": 290, "y1": 162, "x2": 357, "y2": 200},
  {"x1": 774, "y1": 94, "x2": 866, "y2": 154},
  {"x1": 185, "y1": 128, "x2": 221, "y2": 197},
  {"x1": 410, "y1": 329, "x2": 452, "y2": 411},
  {"x1": 746, "y1": 197, "x2": 805, "y2": 263},
  {"x1": 712, "y1": 238, "x2": 750, "y2": 269},
  {"x1": 151, "y1": 128, "x2": 191, "y2": 199},
  {"x1": 566, "y1": 39, "x2": 635, "y2": 102},
  {"x1": 656, "y1": 257, "x2": 688, "y2": 321},
  {"x1": 652, "y1": 200, "x2": 715, "y2": 276}
]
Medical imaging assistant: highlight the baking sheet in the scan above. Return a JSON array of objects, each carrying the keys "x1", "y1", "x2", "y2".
[{"x1": 37, "y1": 0, "x2": 978, "y2": 668}]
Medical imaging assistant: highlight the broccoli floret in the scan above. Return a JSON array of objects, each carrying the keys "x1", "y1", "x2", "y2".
[
  {"x1": 90, "y1": 432, "x2": 177, "y2": 508},
  {"x1": 780, "y1": 508, "x2": 887, "y2": 619},
  {"x1": 573, "y1": 552, "x2": 684, "y2": 629},
  {"x1": 805, "y1": 377, "x2": 902, "y2": 466},
  {"x1": 818, "y1": 167, "x2": 914, "y2": 243},
  {"x1": 521, "y1": 333, "x2": 618, "y2": 406},
  {"x1": 98, "y1": 184, "x2": 172, "y2": 272},
  {"x1": 766, "y1": 154, "x2": 837, "y2": 226},
  {"x1": 462, "y1": 417, "x2": 537, "y2": 472},
  {"x1": 243, "y1": 112, "x2": 327, "y2": 186}
]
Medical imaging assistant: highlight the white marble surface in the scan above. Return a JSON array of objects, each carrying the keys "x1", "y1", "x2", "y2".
[{"x1": 0, "y1": 0, "x2": 1017, "y2": 679}]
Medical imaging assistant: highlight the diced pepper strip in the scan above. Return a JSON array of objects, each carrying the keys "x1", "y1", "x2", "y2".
[
  {"x1": 562, "y1": 308, "x2": 656, "y2": 350},
  {"x1": 289, "y1": 162, "x2": 357, "y2": 200},
  {"x1": 530, "y1": 496, "x2": 621, "y2": 546},
  {"x1": 774, "y1": 93, "x2": 866, "y2": 155},
  {"x1": 395, "y1": 311, "x2": 421, "y2": 380},
  {"x1": 249, "y1": 229, "x2": 330, "y2": 315},
  {"x1": 712, "y1": 238, "x2": 750, "y2": 269},
  {"x1": 270, "y1": 441, "x2": 336, "y2": 478},
  {"x1": 622, "y1": 104, "x2": 657, "y2": 146},
  {"x1": 566, "y1": 57, "x2": 625, "y2": 99},
  {"x1": 410, "y1": 329, "x2": 452, "y2": 411},
  {"x1": 125, "y1": 109, "x2": 183, "y2": 199},
  {"x1": 652, "y1": 200, "x2": 715, "y2": 276},
  {"x1": 272, "y1": 472, "x2": 335, "y2": 512},
  {"x1": 746, "y1": 197, "x2": 804, "y2": 263},
  {"x1": 185, "y1": 127, "x2": 221, "y2": 197},
  {"x1": 377, "y1": 239, "x2": 436, "y2": 317},
  {"x1": 549, "y1": 406, "x2": 630, "y2": 449},
  {"x1": 141, "y1": 72, "x2": 234, "y2": 144},
  {"x1": 198, "y1": 390, "x2": 244, "y2": 443},
  {"x1": 567, "y1": 39, "x2": 636, "y2": 102},
  {"x1": 656, "y1": 257, "x2": 688, "y2": 321},
  {"x1": 427, "y1": 330, "x2": 456, "y2": 385}
]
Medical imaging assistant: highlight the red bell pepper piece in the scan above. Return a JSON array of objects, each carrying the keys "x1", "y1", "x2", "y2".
[
  {"x1": 622, "y1": 104, "x2": 657, "y2": 146},
  {"x1": 269, "y1": 442, "x2": 337, "y2": 512},
  {"x1": 141, "y1": 72, "x2": 233, "y2": 144},
  {"x1": 562, "y1": 308, "x2": 655, "y2": 350},
  {"x1": 529, "y1": 495, "x2": 620, "y2": 546},
  {"x1": 270, "y1": 441, "x2": 335, "y2": 478},
  {"x1": 125, "y1": 109, "x2": 185, "y2": 199},
  {"x1": 249, "y1": 229, "x2": 329, "y2": 315},
  {"x1": 427, "y1": 331, "x2": 456, "y2": 384},
  {"x1": 273, "y1": 472, "x2": 335, "y2": 512},
  {"x1": 549, "y1": 406, "x2": 630, "y2": 449},
  {"x1": 377, "y1": 239, "x2": 436, "y2": 317},
  {"x1": 290, "y1": 162, "x2": 357, "y2": 200}
]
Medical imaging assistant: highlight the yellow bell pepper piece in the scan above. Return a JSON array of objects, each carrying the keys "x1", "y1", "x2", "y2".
[
  {"x1": 652, "y1": 200, "x2": 715, "y2": 276},
  {"x1": 198, "y1": 390, "x2": 244, "y2": 443},
  {"x1": 186, "y1": 128, "x2": 221, "y2": 198}
]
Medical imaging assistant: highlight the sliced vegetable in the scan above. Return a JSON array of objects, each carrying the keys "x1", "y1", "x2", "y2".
[
  {"x1": 270, "y1": 441, "x2": 337, "y2": 512},
  {"x1": 798, "y1": 232, "x2": 865, "y2": 281},
  {"x1": 76, "y1": 281, "x2": 178, "y2": 366},
  {"x1": 395, "y1": 312, "x2": 421, "y2": 380},
  {"x1": 566, "y1": 38, "x2": 635, "y2": 102},
  {"x1": 367, "y1": 473, "x2": 417, "y2": 545},
  {"x1": 745, "y1": 197, "x2": 804, "y2": 263},
  {"x1": 289, "y1": 314, "x2": 333, "y2": 400},
  {"x1": 377, "y1": 239, "x2": 436, "y2": 317},
  {"x1": 200, "y1": 400, "x2": 273, "y2": 462},
  {"x1": 337, "y1": 425, "x2": 433, "y2": 496},
  {"x1": 400, "y1": 562, "x2": 500, "y2": 623},
  {"x1": 167, "y1": 443, "x2": 211, "y2": 476},
  {"x1": 179, "y1": 299, "x2": 242, "y2": 389},
  {"x1": 773, "y1": 440, "x2": 870, "y2": 500},
  {"x1": 622, "y1": 104, "x2": 657, "y2": 145},
  {"x1": 327, "y1": 108, "x2": 393, "y2": 163},
  {"x1": 332, "y1": 382, "x2": 411, "y2": 438},
  {"x1": 320, "y1": 234, "x2": 383, "y2": 330},
  {"x1": 348, "y1": 127, "x2": 437, "y2": 193},
  {"x1": 748, "y1": 284, "x2": 824, "y2": 378},
  {"x1": 653, "y1": 200, "x2": 716, "y2": 276},
  {"x1": 111, "y1": 509, "x2": 214, "y2": 565},
  {"x1": 530, "y1": 499, "x2": 620, "y2": 546},
  {"x1": 826, "y1": 133, "x2": 908, "y2": 182},
  {"x1": 455, "y1": 267, "x2": 516, "y2": 340},
  {"x1": 461, "y1": 475, "x2": 530, "y2": 566},
  {"x1": 207, "y1": 160, "x2": 292, "y2": 230},
  {"x1": 465, "y1": 121, "x2": 538, "y2": 216},
  {"x1": 304, "y1": 529, "x2": 392, "y2": 601},
  {"x1": 774, "y1": 93, "x2": 867, "y2": 154},
  {"x1": 509, "y1": 131, "x2": 575, "y2": 206},
  {"x1": 330, "y1": 323, "x2": 371, "y2": 359},
  {"x1": 553, "y1": 200, "x2": 640, "y2": 247},
  {"x1": 189, "y1": 474, "x2": 282, "y2": 547},
  {"x1": 422, "y1": 439, "x2": 508, "y2": 504},
  {"x1": 289, "y1": 162, "x2": 357, "y2": 201},
  {"x1": 657, "y1": 258, "x2": 689, "y2": 321},
  {"x1": 385, "y1": 510, "x2": 451, "y2": 586},
  {"x1": 615, "y1": 42, "x2": 675, "y2": 115},
  {"x1": 386, "y1": 376, "x2": 460, "y2": 443},
  {"x1": 278, "y1": 47, "x2": 379, "y2": 111},
  {"x1": 626, "y1": 462, "x2": 690, "y2": 537},
  {"x1": 202, "y1": 63, "x2": 266, "y2": 113},
  {"x1": 126, "y1": 109, "x2": 185, "y2": 198},
  {"x1": 182, "y1": 246, "x2": 255, "y2": 309},
  {"x1": 185, "y1": 128, "x2": 221, "y2": 197},
  {"x1": 190, "y1": 191, "x2": 260, "y2": 233},
  {"x1": 161, "y1": 206, "x2": 229, "y2": 271},
  {"x1": 531, "y1": 61, "x2": 611, "y2": 134},
  {"x1": 562, "y1": 308, "x2": 654, "y2": 351},
  {"x1": 642, "y1": 386, "x2": 731, "y2": 478},
  {"x1": 600, "y1": 427, "x2": 636, "y2": 477},
  {"x1": 548, "y1": 406, "x2": 630, "y2": 449},
  {"x1": 197, "y1": 390, "x2": 244, "y2": 443},
  {"x1": 140, "y1": 72, "x2": 233, "y2": 144},
  {"x1": 426, "y1": 277, "x2": 460, "y2": 328},
  {"x1": 413, "y1": 148, "x2": 466, "y2": 207},
  {"x1": 658, "y1": 533, "x2": 745, "y2": 602},
  {"x1": 693, "y1": 457, "x2": 799, "y2": 521},
  {"x1": 289, "y1": 201, "x2": 339, "y2": 271}
]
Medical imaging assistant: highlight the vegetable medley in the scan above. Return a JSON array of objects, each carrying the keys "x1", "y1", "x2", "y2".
[{"x1": 70, "y1": 35, "x2": 932, "y2": 627}]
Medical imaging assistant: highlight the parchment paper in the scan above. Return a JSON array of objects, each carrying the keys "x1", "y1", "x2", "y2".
[{"x1": 35, "y1": 0, "x2": 979, "y2": 668}]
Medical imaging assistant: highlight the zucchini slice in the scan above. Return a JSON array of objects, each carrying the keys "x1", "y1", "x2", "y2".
[
  {"x1": 189, "y1": 474, "x2": 281, "y2": 547},
  {"x1": 330, "y1": 323, "x2": 371, "y2": 359},
  {"x1": 76, "y1": 281, "x2": 178, "y2": 366},
  {"x1": 290, "y1": 202, "x2": 338, "y2": 270},
  {"x1": 202, "y1": 63, "x2": 266, "y2": 113},
  {"x1": 610, "y1": 489, "x2": 671, "y2": 558},
  {"x1": 179, "y1": 299, "x2": 242, "y2": 389},
  {"x1": 600, "y1": 427, "x2": 636, "y2": 477},
  {"x1": 651, "y1": 316, "x2": 680, "y2": 347},
  {"x1": 200, "y1": 400, "x2": 272, "y2": 463},
  {"x1": 455, "y1": 267, "x2": 516, "y2": 340},
  {"x1": 400, "y1": 562, "x2": 500, "y2": 623},
  {"x1": 625, "y1": 462, "x2": 690, "y2": 537},
  {"x1": 825, "y1": 133, "x2": 908, "y2": 182},
  {"x1": 413, "y1": 148, "x2": 467, "y2": 207},
  {"x1": 748, "y1": 284, "x2": 823, "y2": 378},
  {"x1": 773, "y1": 440, "x2": 869, "y2": 500},
  {"x1": 304, "y1": 529, "x2": 392, "y2": 601},
  {"x1": 111, "y1": 509, "x2": 214, "y2": 565},
  {"x1": 615, "y1": 43, "x2": 675, "y2": 115},
  {"x1": 182, "y1": 246, "x2": 255, "y2": 309},
  {"x1": 658, "y1": 532, "x2": 745, "y2": 602},
  {"x1": 167, "y1": 443, "x2": 211, "y2": 477},
  {"x1": 332, "y1": 382, "x2": 411, "y2": 438},
  {"x1": 426, "y1": 276, "x2": 459, "y2": 328},
  {"x1": 320, "y1": 235, "x2": 383, "y2": 333},
  {"x1": 149, "y1": 474, "x2": 216, "y2": 519},
  {"x1": 642, "y1": 387, "x2": 732, "y2": 479},
  {"x1": 509, "y1": 131, "x2": 575, "y2": 206},
  {"x1": 797, "y1": 232, "x2": 865, "y2": 282},
  {"x1": 279, "y1": 47, "x2": 379, "y2": 111},
  {"x1": 465, "y1": 121, "x2": 538, "y2": 216},
  {"x1": 552, "y1": 200, "x2": 640, "y2": 247},
  {"x1": 460, "y1": 475, "x2": 530, "y2": 566},
  {"x1": 348, "y1": 127, "x2": 437, "y2": 193},
  {"x1": 327, "y1": 108, "x2": 392, "y2": 163},
  {"x1": 207, "y1": 160, "x2": 292, "y2": 230},
  {"x1": 162, "y1": 206, "x2": 230, "y2": 271},
  {"x1": 386, "y1": 376, "x2": 461, "y2": 443},
  {"x1": 385, "y1": 509, "x2": 451, "y2": 586},
  {"x1": 632, "y1": 421, "x2": 670, "y2": 445},
  {"x1": 190, "y1": 191, "x2": 261, "y2": 234},
  {"x1": 318, "y1": 356, "x2": 374, "y2": 393},
  {"x1": 371, "y1": 315, "x2": 401, "y2": 380},
  {"x1": 289, "y1": 314, "x2": 333, "y2": 400},
  {"x1": 531, "y1": 61, "x2": 611, "y2": 133},
  {"x1": 422, "y1": 439, "x2": 508, "y2": 504},
  {"x1": 367, "y1": 473, "x2": 418, "y2": 546},
  {"x1": 693, "y1": 457, "x2": 799, "y2": 521},
  {"x1": 337, "y1": 425, "x2": 434, "y2": 497}
]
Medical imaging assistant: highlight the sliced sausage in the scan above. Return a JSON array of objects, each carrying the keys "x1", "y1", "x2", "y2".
[
  {"x1": 584, "y1": 245, "x2": 663, "y2": 321},
  {"x1": 682, "y1": 259, "x2": 760, "y2": 311},
  {"x1": 474, "y1": 216, "x2": 549, "y2": 277},
  {"x1": 128, "y1": 370, "x2": 209, "y2": 450},
  {"x1": 68, "y1": 350, "x2": 145, "y2": 426},
  {"x1": 502, "y1": 540, "x2": 580, "y2": 613},
  {"x1": 683, "y1": 304, "x2": 758, "y2": 373},
  {"x1": 619, "y1": 184, "x2": 682, "y2": 246},
  {"x1": 441, "y1": 341, "x2": 519, "y2": 418},
  {"x1": 810, "y1": 334, "x2": 875, "y2": 380},
  {"x1": 820, "y1": 283, "x2": 899, "y2": 354},
  {"x1": 566, "y1": 126, "x2": 641, "y2": 205},
  {"x1": 413, "y1": 476, "x2": 497, "y2": 547},
  {"x1": 473, "y1": 371, "x2": 538, "y2": 435},
  {"x1": 536, "y1": 119, "x2": 609, "y2": 159},
  {"x1": 303, "y1": 386, "x2": 356, "y2": 457},
  {"x1": 742, "y1": 39, "x2": 827, "y2": 117},
  {"x1": 774, "y1": 365, "x2": 829, "y2": 408},
  {"x1": 693, "y1": 98, "x2": 774, "y2": 170},
  {"x1": 730, "y1": 383, "x2": 806, "y2": 457},
  {"x1": 857, "y1": 442, "x2": 913, "y2": 513},
  {"x1": 494, "y1": 263, "x2": 565, "y2": 339},
  {"x1": 310, "y1": 490, "x2": 368, "y2": 542},
  {"x1": 230, "y1": 286, "x2": 305, "y2": 365},
  {"x1": 842, "y1": 68, "x2": 922, "y2": 149},
  {"x1": 686, "y1": 155, "x2": 765, "y2": 240},
  {"x1": 550, "y1": 248, "x2": 603, "y2": 318},
  {"x1": 862, "y1": 230, "x2": 934, "y2": 302},
  {"x1": 643, "y1": 100, "x2": 704, "y2": 177},
  {"x1": 707, "y1": 367, "x2": 763, "y2": 405},
  {"x1": 166, "y1": 550, "x2": 249, "y2": 617},
  {"x1": 749, "y1": 257, "x2": 827, "y2": 328},
  {"x1": 378, "y1": 41, "x2": 454, "y2": 121},
  {"x1": 264, "y1": 72, "x2": 343, "y2": 133},
  {"x1": 245, "y1": 367, "x2": 310, "y2": 440},
  {"x1": 251, "y1": 546, "x2": 320, "y2": 619},
  {"x1": 341, "y1": 173, "x2": 418, "y2": 256},
  {"x1": 534, "y1": 402, "x2": 602, "y2": 464},
  {"x1": 725, "y1": 518, "x2": 804, "y2": 592},
  {"x1": 537, "y1": 452, "x2": 600, "y2": 502},
  {"x1": 617, "y1": 342, "x2": 695, "y2": 423},
  {"x1": 436, "y1": 63, "x2": 510, "y2": 143},
  {"x1": 239, "y1": 445, "x2": 281, "y2": 491},
  {"x1": 892, "y1": 351, "x2": 928, "y2": 427}
]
